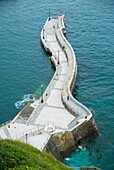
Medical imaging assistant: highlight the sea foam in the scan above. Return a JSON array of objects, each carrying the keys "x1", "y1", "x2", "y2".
[{"x1": 15, "y1": 94, "x2": 34, "y2": 109}]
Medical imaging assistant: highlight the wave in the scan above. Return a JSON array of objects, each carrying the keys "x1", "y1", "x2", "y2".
[
  {"x1": 64, "y1": 158, "x2": 70, "y2": 161},
  {"x1": 15, "y1": 94, "x2": 34, "y2": 109},
  {"x1": 78, "y1": 145, "x2": 86, "y2": 151}
]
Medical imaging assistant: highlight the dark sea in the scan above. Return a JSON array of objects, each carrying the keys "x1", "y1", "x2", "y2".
[{"x1": 0, "y1": 0, "x2": 114, "y2": 169}]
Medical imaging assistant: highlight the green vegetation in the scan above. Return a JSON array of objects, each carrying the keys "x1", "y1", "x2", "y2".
[{"x1": 0, "y1": 140, "x2": 73, "y2": 170}]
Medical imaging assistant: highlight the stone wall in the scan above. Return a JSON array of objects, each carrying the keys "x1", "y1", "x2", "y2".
[{"x1": 44, "y1": 117, "x2": 99, "y2": 161}]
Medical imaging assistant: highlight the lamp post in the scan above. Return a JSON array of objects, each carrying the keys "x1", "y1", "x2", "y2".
[
  {"x1": 57, "y1": 50, "x2": 60, "y2": 65},
  {"x1": 41, "y1": 84, "x2": 43, "y2": 103}
]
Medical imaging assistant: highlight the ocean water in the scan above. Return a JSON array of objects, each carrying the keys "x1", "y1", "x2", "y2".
[{"x1": 0, "y1": 0, "x2": 114, "y2": 169}]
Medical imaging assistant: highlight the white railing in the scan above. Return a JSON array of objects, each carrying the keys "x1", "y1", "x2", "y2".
[
  {"x1": 56, "y1": 16, "x2": 92, "y2": 123},
  {"x1": 40, "y1": 15, "x2": 92, "y2": 131}
]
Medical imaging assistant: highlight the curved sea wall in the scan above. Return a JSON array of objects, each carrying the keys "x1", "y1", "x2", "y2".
[
  {"x1": 0, "y1": 14, "x2": 98, "y2": 163},
  {"x1": 41, "y1": 15, "x2": 99, "y2": 160}
]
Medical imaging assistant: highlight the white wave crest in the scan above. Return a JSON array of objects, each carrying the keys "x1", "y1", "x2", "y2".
[
  {"x1": 15, "y1": 94, "x2": 34, "y2": 109},
  {"x1": 64, "y1": 157, "x2": 70, "y2": 161},
  {"x1": 78, "y1": 145, "x2": 86, "y2": 151}
]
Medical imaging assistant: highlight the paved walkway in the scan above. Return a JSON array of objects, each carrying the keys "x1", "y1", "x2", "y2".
[
  {"x1": 0, "y1": 15, "x2": 92, "y2": 151},
  {"x1": 0, "y1": 16, "x2": 75, "y2": 150},
  {"x1": 28, "y1": 17, "x2": 76, "y2": 130}
]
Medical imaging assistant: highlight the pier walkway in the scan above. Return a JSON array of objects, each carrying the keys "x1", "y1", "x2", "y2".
[{"x1": 0, "y1": 15, "x2": 92, "y2": 150}]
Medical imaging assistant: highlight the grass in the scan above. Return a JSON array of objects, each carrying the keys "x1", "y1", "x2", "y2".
[{"x1": 0, "y1": 139, "x2": 73, "y2": 170}]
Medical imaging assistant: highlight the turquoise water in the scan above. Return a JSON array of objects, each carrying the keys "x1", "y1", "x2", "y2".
[{"x1": 0, "y1": 0, "x2": 114, "y2": 169}]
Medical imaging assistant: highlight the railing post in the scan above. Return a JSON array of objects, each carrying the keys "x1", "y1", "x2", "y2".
[
  {"x1": 49, "y1": 9, "x2": 50, "y2": 20},
  {"x1": 57, "y1": 50, "x2": 60, "y2": 64},
  {"x1": 25, "y1": 133, "x2": 28, "y2": 143},
  {"x1": 41, "y1": 84, "x2": 44, "y2": 103}
]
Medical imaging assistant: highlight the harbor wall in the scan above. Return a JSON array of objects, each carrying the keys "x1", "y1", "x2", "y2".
[{"x1": 41, "y1": 15, "x2": 99, "y2": 160}]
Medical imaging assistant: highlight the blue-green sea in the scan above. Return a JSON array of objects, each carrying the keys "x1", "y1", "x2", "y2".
[{"x1": 0, "y1": 0, "x2": 114, "y2": 169}]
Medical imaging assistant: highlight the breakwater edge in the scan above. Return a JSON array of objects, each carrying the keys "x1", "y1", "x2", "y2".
[{"x1": 0, "y1": 15, "x2": 99, "y2": 165}]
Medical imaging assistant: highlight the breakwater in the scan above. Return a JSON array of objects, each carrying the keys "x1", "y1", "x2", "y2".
[
  {"x1": 41, "y1": 15, "x2": 98, "y2": 160},
  {"x1": 0, "y1": 15, "x2": 98, "y2": 161}
]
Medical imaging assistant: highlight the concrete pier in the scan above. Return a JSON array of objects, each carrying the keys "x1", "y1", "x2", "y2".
[{"x1": 0, "y1": 15, "x2": 98, "y2": 153}]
